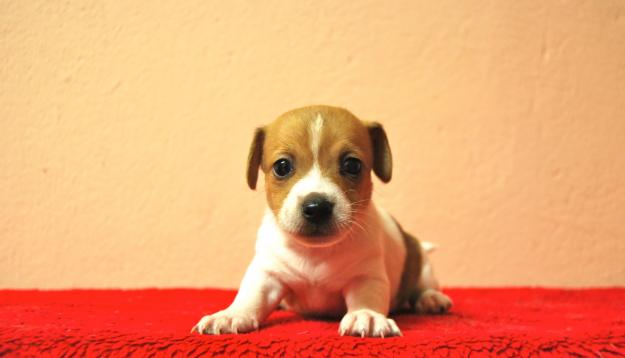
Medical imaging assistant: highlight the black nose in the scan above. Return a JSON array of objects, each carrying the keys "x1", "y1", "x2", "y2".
[{"x1": 301, "y1": 193, "x2": 334, "y2": 224}]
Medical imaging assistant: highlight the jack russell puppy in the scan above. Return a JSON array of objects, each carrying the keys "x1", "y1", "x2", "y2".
[{"x1": 192, "y1": 105, "x2": 452, "y2": 338}]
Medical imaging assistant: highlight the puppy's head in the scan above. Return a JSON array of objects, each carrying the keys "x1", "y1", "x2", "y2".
[{"x1": 247, "y1": 105, "x2": 392, "y2": 246}]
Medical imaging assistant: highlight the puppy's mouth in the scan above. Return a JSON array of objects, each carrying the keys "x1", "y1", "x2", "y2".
[
  {"x1": 276, "y1": 211, "x2": 366, "y2": 248},
  {"x1": 288, "y1": 222, "x2": 348, "y2": 247},
  {"x1": 297, "y1": 222, "x2": 337, "y2": 237}
]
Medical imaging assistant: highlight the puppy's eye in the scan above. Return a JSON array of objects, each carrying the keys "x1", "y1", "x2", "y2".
[
  {"x1": 341, "y1": 157, "x2": 362, "y2": 177},
  {"x1": 273, "y1": 158, "x2": 293, "y2": 178}
]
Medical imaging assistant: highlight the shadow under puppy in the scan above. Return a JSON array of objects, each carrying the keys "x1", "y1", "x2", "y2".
[{"x1": 192, "y1": 105, "x2": 452, "y2": 337}]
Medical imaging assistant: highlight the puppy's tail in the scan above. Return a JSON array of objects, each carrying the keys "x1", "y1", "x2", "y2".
[{"x1": 420, "y1": 241, "x2": 438, "y2": 254}]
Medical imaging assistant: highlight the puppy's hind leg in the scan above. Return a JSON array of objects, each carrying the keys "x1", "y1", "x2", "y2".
[
  {"x1": 415, "y1": 290, "x2": 452, "y2": 314},
  {"x1": 394, "y1": 224, "x2": 452, "y2": 315},
  {"x1": 413, "y1": 255, "x2": 452, "y2": 314}
]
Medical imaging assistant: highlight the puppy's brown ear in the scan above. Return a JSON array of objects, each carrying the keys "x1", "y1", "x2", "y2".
[
  {"x1": 246, "y1": 127, "x2": 265, "y2": 190},
  {"x1": 367, "y1": 122, "x2": 392, "y2": 183}
]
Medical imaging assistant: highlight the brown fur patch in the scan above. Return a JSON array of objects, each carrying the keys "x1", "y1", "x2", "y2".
[
  {"x1": 261, "y1": 112, "x2": 314, "y2": 215},
  {"x1": 393, "y1": 219, "x2": 423, "y2": 311},
  {"x1": 246, "y1": 128, "x2": 265, "y2": 190},
  {"x1": 366, "y1": 122, "x2": 392, "y2": 183}
]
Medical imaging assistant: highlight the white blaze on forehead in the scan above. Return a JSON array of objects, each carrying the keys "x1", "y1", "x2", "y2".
[{"x1": 310, "y1": 113, "x2": 324, "y2": 163}]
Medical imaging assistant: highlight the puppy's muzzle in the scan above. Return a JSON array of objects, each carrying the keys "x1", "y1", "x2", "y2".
[{"x1": 301, "y1": 193, "x2": 334, "y2": 226}]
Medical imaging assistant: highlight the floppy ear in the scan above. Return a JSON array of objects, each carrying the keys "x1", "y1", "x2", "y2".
[
  {"x1": 367, "y1": 122, "x2": 392, "y2": 183},
  {"x1": 246, "y1": 127, "x2": 265, "y2": 190}
]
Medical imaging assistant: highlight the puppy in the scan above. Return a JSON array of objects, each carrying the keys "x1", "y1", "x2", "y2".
[{"x1": 192, "y1": 105, "x2": 451, "y2": 337}]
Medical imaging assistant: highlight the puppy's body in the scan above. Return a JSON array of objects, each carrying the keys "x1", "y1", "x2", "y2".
[
  {"x1": 193, "y1": 106, "x2": 451, "y2": 337},
  {"x1": 257, "y1": 202, "x2": 405, "y2": 317}
]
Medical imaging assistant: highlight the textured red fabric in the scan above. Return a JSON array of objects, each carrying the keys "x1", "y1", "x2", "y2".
[{"x1": 1, "y1": 288, "x2": 624, "y2": 357}]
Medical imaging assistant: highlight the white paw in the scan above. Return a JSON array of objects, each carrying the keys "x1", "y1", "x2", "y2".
[
  {"x1": 191, "y1": 310, "x2": 259, "y2": 335},
  {"x1": 415, "y1": 289, "x2": 452, "y2": 314},
  {"x1": 339, "y1": 309, "x2": 402, "y2": 338}
]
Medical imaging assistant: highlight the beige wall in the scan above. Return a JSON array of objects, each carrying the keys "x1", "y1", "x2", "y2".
[{"x1": 2, "y1": 1, "x2": 624, "y2": 289}]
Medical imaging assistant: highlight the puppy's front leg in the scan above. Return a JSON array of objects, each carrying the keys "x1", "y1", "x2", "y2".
[
  {"x1": 339, "y1": 277, "x2": 402, "y2": 338},
  {"x1": 192, "y1": 260, "x2": 285, "y2": 335}
]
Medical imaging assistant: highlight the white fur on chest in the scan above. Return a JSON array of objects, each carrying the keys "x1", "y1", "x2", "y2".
[{"x1": 252, "y1": 203, "x2": 406, "y2": 316}]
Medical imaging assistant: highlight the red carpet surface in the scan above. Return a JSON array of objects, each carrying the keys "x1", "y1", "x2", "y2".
[{"x1": 1, "y1": 288, "x2": 625, "y2": 357}]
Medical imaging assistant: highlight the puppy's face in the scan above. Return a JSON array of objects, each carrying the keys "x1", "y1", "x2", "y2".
[{"x1": 247, "y1": 106, "x2": 392, "y2": 246}]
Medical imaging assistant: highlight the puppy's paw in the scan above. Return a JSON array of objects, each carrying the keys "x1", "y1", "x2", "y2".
[
  {"x1": 415, "y1": 289, "x2": 452, "y2": 314},
  {"x1": 339, "y1": 309, "x2": 402, "y2": 338},
  {"x1": 191, "y1": 310, "x2": 259, "y2": 335}
]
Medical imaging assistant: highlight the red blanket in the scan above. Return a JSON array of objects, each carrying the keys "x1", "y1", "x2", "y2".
[{"x1": 2, "y1": 288, "x2": 624, "y2": 356}]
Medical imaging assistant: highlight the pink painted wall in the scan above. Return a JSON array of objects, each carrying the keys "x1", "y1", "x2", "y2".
[{"x1": 1, "y1": 1, "x2": 624, "y2": 288}]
